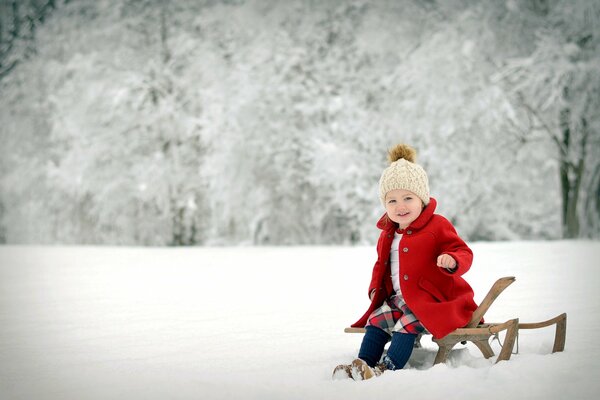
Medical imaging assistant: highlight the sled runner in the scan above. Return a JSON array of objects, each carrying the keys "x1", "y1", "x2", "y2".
[{"x1": 344, "y1": 276, "x2": 567, "y2": 364}]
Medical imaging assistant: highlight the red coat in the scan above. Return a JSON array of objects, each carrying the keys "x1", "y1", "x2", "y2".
[{"x1": 351, "y1": 198, "x2": 477, "y2": 339}]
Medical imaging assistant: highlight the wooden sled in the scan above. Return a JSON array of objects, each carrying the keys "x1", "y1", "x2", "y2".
[{"x1": 344, "y1": 276, "x2": 567, "y2": 365}]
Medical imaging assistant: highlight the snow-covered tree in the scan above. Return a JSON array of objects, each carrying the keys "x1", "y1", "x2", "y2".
[
  {"x1": 0, "y1": 0, "x2": 63, "y2": 79},
  {"x1": 493, "y1": 0, "x2": 600, "y2": 238},
  {"x1": 1, "y1": 0, "x2": 597, "y2": 245}
]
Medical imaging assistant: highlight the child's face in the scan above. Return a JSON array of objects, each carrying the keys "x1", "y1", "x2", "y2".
[{"x1": 384, "y1": 189, "x2": 424, "y2": 229}]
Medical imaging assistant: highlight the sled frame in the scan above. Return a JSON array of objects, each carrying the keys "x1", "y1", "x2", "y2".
[{"x1": 344, "y1": 276, "x2": 567, "y2": 365}]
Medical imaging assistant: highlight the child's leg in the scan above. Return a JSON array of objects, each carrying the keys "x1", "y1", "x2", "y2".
[
  {"x1": 383, "y1": 332, "x2": 417, "y2": 370},
  {"x1": 358, "y1": 326, "x2": 390, "y2": 367}
]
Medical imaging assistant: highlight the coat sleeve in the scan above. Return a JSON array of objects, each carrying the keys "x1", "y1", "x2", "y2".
[
  {"x1": 367, "y1": 233, "x2": 386, "y2": 298},
  {"x1": 367, "y1": 260, "x2": 381, "y2": 298},
  {"x1": 434, "y1": 216, "x2": 473, "y2": 277}
]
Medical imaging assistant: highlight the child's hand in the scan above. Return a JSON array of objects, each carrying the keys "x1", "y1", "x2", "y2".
[{"x1": 437, "y1": 254, "x2": 457, "y2": 271}]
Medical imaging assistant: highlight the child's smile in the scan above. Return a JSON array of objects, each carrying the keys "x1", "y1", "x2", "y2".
[{"x1": 385, "y1": 189, "x2": 424, "y2": 229}]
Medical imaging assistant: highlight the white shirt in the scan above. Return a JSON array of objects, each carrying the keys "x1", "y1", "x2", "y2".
[{"x1": 390, "y1": 231, "x2": 404, "y2": 299}]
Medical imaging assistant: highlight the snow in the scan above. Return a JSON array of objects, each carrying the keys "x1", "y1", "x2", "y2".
[{"x1": 0, "y1": 241, "x2": 599, "y2": 399}]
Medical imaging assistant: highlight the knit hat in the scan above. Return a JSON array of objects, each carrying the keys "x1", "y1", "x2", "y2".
[{"x1": 378, "y1": 144, "x2": 430, "y2": 206}]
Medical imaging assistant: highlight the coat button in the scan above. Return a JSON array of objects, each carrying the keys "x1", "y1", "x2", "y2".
[
  {"x1": 403, "y1": 247, "x2": 409, "y2": 252},
  {"x1": 406, "y1": 230, "x2": 412, "y2": 234},
  {"x1": 403, "y1": 274, "x2": 409, "y2": 280}
]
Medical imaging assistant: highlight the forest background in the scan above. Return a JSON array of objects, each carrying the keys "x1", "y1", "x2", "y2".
[{"x1": 0, "y1": 0, "x2": 598, "y2": 246}]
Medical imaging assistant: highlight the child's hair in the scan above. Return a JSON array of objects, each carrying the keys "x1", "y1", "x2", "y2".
[{"x1": 378, "y1": 144, "x2": 430, "y2": 206}]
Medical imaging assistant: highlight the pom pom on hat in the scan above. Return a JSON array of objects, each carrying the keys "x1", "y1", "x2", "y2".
[
  {"x1": 379, "y1": 144, "x2": 430, "y2": 206},
  {"x1": 387, "y1": 143, "x2": 417, "y2": 164}
]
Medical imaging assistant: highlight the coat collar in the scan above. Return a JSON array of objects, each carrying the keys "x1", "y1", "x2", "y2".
[{"x1": 376, "y1": 197, "x2": 437, "y2": 233}]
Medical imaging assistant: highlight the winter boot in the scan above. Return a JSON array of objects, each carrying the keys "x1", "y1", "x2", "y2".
[
  {"x1": 332, "y1": 363, "x2": 353, "y2": 380},
  {"x1": 349, "y1": 358, "x2": 385, "y2": 381}
]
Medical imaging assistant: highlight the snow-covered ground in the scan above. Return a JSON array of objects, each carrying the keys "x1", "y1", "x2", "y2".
[{"x1": 0, "y1": 241, "x2": 599, "y2": 400}]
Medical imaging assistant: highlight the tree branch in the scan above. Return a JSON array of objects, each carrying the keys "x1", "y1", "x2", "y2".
[{"x1": 514, "y1": 91, "x2": 568, "y2": 157}]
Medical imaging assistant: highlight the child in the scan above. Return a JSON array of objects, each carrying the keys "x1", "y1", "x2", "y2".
[{"x1": 334, "y1": 144, "x2": 477, "y2": 380}]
